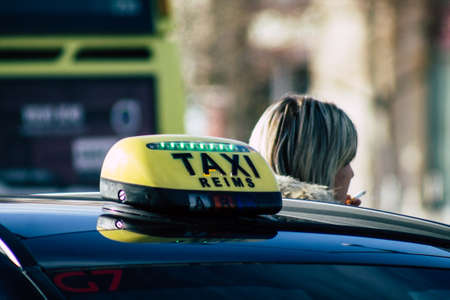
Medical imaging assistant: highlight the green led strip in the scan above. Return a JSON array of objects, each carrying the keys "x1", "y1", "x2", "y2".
[{"x1": 146, "y1": 141, "x2": 249, "y2": 152}]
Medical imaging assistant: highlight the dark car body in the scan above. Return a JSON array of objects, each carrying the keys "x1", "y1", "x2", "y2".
[{"x1": 0, "y1": 194, "x2": 449, "y2": 299}]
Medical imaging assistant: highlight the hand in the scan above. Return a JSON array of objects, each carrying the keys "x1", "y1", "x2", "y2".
[{"x1": 345, "y1": 194, "x2": 361, "y2": 206}]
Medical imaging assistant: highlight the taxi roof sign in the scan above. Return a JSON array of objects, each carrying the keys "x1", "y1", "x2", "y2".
[{"x1": 100, "y1": 135, "x2": 281, "y2": 215}]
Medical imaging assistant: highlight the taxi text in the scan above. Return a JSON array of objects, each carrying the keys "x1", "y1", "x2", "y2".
[{"x1": 171, "y1": 152, "x2": 260, "y2": 189}]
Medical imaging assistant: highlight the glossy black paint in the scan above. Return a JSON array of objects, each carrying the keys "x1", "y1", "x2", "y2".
[{"x1": 23, "y1": 229, "x2": 450, "y2": 270}]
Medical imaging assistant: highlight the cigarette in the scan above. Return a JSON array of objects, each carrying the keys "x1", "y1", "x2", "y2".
[{"x1": 353, "y1": 190, "x2": 366, "y2": 199}]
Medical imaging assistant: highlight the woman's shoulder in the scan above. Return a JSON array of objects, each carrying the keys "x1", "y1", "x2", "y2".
[{"x1": 275, "y1": 174, "x2": 337, "y2": 203}]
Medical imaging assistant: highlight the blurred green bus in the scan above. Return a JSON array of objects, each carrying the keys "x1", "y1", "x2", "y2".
[{"x1": 0, "y1": 0, "x2": 185, "y2": 187}]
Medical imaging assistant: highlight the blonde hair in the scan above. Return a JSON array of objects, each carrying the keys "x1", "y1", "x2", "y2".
[{"x1": 249, "y1": 94, "x2": 357, "y2": 188}]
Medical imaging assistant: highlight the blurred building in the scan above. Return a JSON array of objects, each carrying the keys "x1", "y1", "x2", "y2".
[{"x1": 173, "y1": 0, "x2": 450, "y2": 223}]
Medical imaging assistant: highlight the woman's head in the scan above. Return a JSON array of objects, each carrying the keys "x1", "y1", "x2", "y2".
[{"x1": 249, "y1": 94, "x2": 357, "y2": 200}]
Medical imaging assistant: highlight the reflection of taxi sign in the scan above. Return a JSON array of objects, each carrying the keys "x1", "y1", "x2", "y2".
[
  {"x1": 96, "y1": 213, "x2": 277, "y2": 244},
  {"x1": 100, "y1": 135, "x2": 281, "y2": 215}
]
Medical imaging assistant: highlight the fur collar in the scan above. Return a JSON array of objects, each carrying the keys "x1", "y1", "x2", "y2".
[{"x1": 275, "y1": 174, "x2": 337, "y2": 203}]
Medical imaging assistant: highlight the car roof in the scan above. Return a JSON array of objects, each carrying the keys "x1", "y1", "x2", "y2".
[
  {"x1": 1, "y1": 193, "x2": 448, "y2": 240},
  {"x1": 0, "y1": 194, "x2": 449, "y2": 271}
]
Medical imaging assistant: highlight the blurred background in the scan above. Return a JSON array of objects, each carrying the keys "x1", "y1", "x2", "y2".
[{"x1": 0, "y1": 0, "x2": 449, "y2": 223}]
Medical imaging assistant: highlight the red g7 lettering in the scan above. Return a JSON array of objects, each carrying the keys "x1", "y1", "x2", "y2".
[{"x1": 53, "y1": 269, "x2": 122, "y2": 293}]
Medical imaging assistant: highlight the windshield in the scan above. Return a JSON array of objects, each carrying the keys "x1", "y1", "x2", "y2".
[{"x1": 50, "y1": 264, "x2": 449, "y2": 299}]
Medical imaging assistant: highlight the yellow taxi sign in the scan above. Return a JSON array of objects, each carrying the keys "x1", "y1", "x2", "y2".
[
  {"x1": 100, "y1": 135, "x2": 281, "y2": 215},
  {"x1": 100, "y1": 135, "x2": 277, "y2": 191}
]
